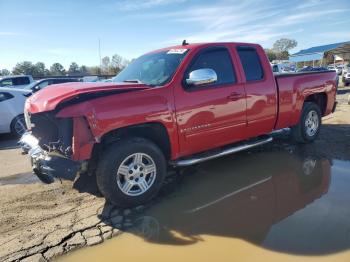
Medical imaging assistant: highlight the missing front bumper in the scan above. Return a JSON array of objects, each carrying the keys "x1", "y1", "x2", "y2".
[{"x1": 19, "y1": 133, "x2": 81, "y2": 184}]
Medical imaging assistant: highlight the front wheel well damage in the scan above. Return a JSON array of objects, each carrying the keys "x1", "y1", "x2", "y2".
[{"x1": 88, "y1": 123, "x2": 171, "y2": 174}]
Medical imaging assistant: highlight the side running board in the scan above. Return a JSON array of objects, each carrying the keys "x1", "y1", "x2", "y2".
[{"x1": 172, "y1": 135, "x2": 273, "y2": 167}]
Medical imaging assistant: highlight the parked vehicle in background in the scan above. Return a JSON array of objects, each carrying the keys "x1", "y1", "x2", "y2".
[
  {"x1": 24, "y1": 78, "x2": 80, "y2": 92},
  {"x1": 0, "y1": 87, "x2": 31, "y2": 137},
  {"x1": 327, "y1": 65, "x2": 336, "y2": 71},
  {"x1": 343, "y1": 71, "x2": 350, "y2": 86},
  {"x1": 298, "y1": 66, "x2": 328, "y2": 72},
  {"x1": 0, "y1": 78, "x2": 80, "y2": 136},
  {"x1": 342, "y1": 64, "x2": 350, "y2": 73},
  {"x1": 20, "y1": 42, "x2": 338, "y2": 207},
  {"x1": 83, "y1": 76, "x2": 100, "y2": 82},
  {"x1": 328, "y1": 65, "x2": 343, "y2": 75},
  {"x1": 0, "y1": 75, "x2": 34, "y2": 88},
  {"x1": 100, "y1": 78, "x2": 113, "y2": 82},
  {"x1": 342, "y1": 64, "x2": 350, "y2": 85},
  {"x1": 272, "y1": 63, "x2": 296, "y2": 74},
  {"x1": 336, "y1": 65, "x2": 343, "y2": 75}
]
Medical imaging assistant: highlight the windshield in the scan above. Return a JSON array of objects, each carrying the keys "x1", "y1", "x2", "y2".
[
  {"x1": 24, "y1": 81, "x2": 39, "y2": 90},
  {"x1": 113, "y1": 49, "x2": 188, "y2": 86},
  {"x1": 24, "y1": 80, "x2": 51, "y2": 90}
]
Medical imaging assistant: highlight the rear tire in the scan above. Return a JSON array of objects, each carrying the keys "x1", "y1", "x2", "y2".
[
  {"x1": 291, "y1": 102, "x2": 321, "y2": 143},
  {"x1": 96, "y1": 137, "x2": 166, "y2": 207}
]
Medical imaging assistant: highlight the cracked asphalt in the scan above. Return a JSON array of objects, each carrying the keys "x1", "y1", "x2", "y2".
[
  {"x1": 0, "y1": 86, "x2": 349, "y2": 262},
  {"x1": 0, "y1": 179, "x2": 118, "y2": 261}
]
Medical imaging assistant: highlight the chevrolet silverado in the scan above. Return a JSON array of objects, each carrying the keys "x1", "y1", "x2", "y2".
[{"x1": 20, "y1": 42, "x2": 337, "y2": 207}]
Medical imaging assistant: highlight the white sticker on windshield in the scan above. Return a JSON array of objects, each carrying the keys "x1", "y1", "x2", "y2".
[{"x1": 167, "y1": 49, "x2": 188, "y2": 54}]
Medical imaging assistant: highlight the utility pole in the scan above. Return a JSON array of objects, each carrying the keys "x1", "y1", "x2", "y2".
[{"x1": 98, "y1": 38, "x2": 102, "y2": 75}]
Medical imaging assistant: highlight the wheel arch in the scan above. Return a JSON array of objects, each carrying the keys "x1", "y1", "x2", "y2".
[
  {"x1": 289, "y1": 92, "x2": 327, "y2": 129},
  {"x1": 10, "y1": 113, "x2": 26, "y2": 136},
  {"x1": 304, "y1": 92, "x2": 327, "y2": 116},
  {"x1": 94, "y1": 122, "x2": 172, "y2": 162}
]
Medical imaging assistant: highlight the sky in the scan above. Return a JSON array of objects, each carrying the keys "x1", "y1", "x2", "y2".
[{"x1": 0, "y1": 0, "x2": 350, "y2": 71}]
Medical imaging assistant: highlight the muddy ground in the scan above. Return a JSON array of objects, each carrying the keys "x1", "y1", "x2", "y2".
[{"x1": 0, "y1": 87, "x2": 349, "y2": 262}]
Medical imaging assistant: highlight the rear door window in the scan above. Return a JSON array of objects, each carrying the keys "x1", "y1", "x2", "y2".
[{"x1": 237, "y1": 47, "x2": 264, "y2": 81}]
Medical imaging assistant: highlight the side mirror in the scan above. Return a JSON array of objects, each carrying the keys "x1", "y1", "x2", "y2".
[
  {"x1": 32, "y1": 86, "x2": 40, "y2": 92},
  {"x1": 186, "y1": 68, "x2": 217, "y2": 87}
]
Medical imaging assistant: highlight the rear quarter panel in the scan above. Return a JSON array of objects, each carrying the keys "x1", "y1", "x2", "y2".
[{"x1": 274, "y1": 71, "x2": 337, "y2": 129}]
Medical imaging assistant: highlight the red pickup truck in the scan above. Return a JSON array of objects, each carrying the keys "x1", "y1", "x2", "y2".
[{"x1": 20, "y1": 42, "x2": 337, "y2": 207}]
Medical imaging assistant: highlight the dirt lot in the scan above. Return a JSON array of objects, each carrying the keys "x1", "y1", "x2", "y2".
[{"x1": 0, "y1": 87, "x2": 349, "y2": 262}]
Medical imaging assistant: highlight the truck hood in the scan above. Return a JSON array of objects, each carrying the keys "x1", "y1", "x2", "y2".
[{"x1": 25, "y1": 82, "x2": 150, "y2": 114}]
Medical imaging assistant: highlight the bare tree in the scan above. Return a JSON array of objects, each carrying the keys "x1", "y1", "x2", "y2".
[
  {"x1": 110, "y1": 54, "x2": 130, "y2": 74},
  {"x1": 264, "y1": 49, "x2": 277, "y2": 62},
  {"x1": 0, "y1": 69, "x2": 10, "y2": 76},
  {"x1": 12, "y1": 61, "x2": 35, "y2": 75},
  {"x1": 272, "y1": 38, "x2": 297, "y2": 53},
  {"x1": 50, "y1": 63, "x2": 66, "y2": 76},
  {"x1": 68, "y1": 62, "x2": 80, "y2": 74},
  {"x1": 102, "y1": 56, "x2": 110, "y2": 74},
  {"x1": 34, "y1": 62, "x2": 46, "y2": 76}
]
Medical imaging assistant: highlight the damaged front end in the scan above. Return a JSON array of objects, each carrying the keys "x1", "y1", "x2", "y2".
[
  {"x1": 19, "y1": 111, "x2": 86, "y2": 184},
  {"x1": 18, "y1": 81, "x2": 149, "y2": 184}
]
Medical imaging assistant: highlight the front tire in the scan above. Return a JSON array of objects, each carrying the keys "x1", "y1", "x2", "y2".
[
  {"x1": 96, "y1": 137, "x2": 166, "y2": 207},
  {"x1": 291, "y1": 102, "x2": 321, "y2": 143}
]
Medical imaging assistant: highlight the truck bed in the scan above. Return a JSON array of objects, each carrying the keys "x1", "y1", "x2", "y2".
[{"x1": 274, "y1": 70, "x2": 337, "y2": 130}]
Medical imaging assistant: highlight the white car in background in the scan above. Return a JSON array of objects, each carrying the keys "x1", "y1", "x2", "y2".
[
  {"x1": 0, "y1": 77, "x2": 80, "y2": 137},
  {"x1": 0, "y1": 75, "x2": 34, "y2": 88},
  {"x1": 342, "y1": 64, "x2": 350, "y2": 86},
  {"x1": 327, "y1": 65, "x2": 342, "y2": 75},
  {"x1": 272, "y1": 63, "x2": 296, "y2": 74},
  {"x1": 336, "y1": 65, "x2": 344, "y2": 75},
  {"x1": 0, "y1": 87, "x2": 31, "y2": 137},
  {"x1": 342, "y1": 64, "x2": 350, "y2": 74}
]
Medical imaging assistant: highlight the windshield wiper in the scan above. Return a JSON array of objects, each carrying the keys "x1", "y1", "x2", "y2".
[
  {"x1": 122, "y1": 79, "x2": 144, "y2": 84},
  {"x1": 121, "y1": 79, "x2": 156, "y2": 87}
]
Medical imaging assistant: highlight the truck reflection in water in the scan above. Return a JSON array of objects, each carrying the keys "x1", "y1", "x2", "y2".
[{"x1": 125, "y1": 151, "x2": 334, "y2": 254}]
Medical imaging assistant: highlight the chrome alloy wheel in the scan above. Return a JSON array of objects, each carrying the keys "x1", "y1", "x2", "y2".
[
  {"x1": 302, "y1": 158, "x2": 317, "y2": 176},
  {"x1": 14, "y1": 116, "x2": 27, "y2": 136},
  {"x1": 305, "y1": 110, "x2": 319, "y2": 137},
  {"x1": 116, "y1": 153, "x2": 157, "y2": 196}
]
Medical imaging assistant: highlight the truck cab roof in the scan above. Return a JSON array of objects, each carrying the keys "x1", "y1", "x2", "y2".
[{"x1": 147, "y1": 42, "x2": 262, "y2": 55}]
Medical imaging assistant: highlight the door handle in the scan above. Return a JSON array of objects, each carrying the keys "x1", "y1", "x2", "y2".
[{"x1": 227, "y1": 93, "x2": 242, "y2": 101}]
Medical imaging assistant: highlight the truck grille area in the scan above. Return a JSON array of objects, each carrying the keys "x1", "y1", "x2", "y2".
[{"x1": 29, "y1": 112, "x2": 73, "y2": 157}]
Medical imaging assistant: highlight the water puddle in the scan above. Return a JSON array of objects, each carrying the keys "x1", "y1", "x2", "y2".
[
  {"x1": 0, "y1": 172, "x2": 41, "y2": 185},
  {"x1": 60, "y1": 150, "x2": 350, "y2": 261}
]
